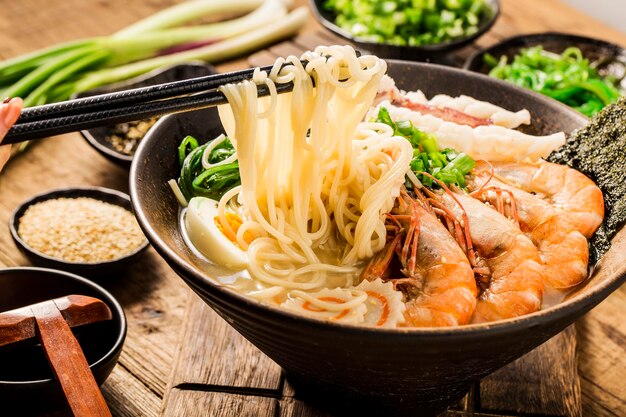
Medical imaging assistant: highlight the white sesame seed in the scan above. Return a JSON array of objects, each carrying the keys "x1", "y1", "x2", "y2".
[{"x1": 18, "y1": 197, "x2": 145, "y2": 263}]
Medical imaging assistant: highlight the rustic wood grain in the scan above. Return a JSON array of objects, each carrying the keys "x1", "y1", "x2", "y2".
[
  {"x1": 576, "y1": 285, "x2": 626, "y2": 417},
  {"x1": 0, "y1": 126, "x2": 188, "y2": 417},
  {"x1": 101, "y1": 365, "x2": 162, "y2": 417},
  {"x1": 479, "y1": 327, "x2": 582, "y2": 417},
  {"x1": 163, "y1": 389, "x2": 278, "y2": 417},
  {"x1": 163, "y1": 292, "x2": 282, "y2": 391},
  {"x1": 279, "y1": 397, "x2": 334, "y2": 417},
  {"x1": 1, "y1": 0, "x2": 626, "y2": 417}
]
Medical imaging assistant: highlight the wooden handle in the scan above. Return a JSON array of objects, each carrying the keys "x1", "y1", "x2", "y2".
[
  {"x1": 0, "y1": 312, "x2": 36, "y2": 346},
  {"x1": 32, "y1": 301, "x2": 112, "y2": 417}
]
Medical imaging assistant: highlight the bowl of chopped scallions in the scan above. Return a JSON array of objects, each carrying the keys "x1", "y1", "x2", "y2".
[
  {"x1": 310, "y1": 0, "x2": 499, "y2": 61},
  {"x1": 464, "y1": 32, "x2": 626, "y2": 117}
]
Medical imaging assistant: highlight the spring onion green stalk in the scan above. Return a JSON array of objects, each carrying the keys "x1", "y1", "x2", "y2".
[
  {"x1": 323, "y1": 0, "x2": 491, "y2": 46},
  {"x1": 485, "y1": 46, "x2": 622, "y2": 117},
  {"x1": 0, "y1": 0, "x2": 301, "y2": 104},
  {"x1": 71, "y1": 6, "x2": 308, "y2": 94},
  {"x1": 375, "y1": 107, "x2": 475, "y2": 188},
  {"x1": 177, "y1": 135, "x2": 241, "y2": 201},
  {"x1": 113, "y1": 0, "x2": 266, "y2": 37},
  {"x1": 0, "y1": 0, "x2": 306, "y2": 154}
]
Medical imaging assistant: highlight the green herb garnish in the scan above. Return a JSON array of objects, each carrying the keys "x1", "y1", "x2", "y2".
[
  {"x1": 177, "y1": 135, "x2": 240, "y2": 201},
  {"x1": 485, "y1": 46, "x2": 622, "y2": 117},
  {"x1": 376, "y1": 107, "x2": 475, "y2": 188}
]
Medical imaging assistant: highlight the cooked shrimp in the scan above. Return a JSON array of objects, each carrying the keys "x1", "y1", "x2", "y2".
[
  {"x1": 0, "y1": 98, "x2": 22, "y2": 172},
  {"x1": 361, "y1": 192, "x2": 477, "y2": 327},
  {"x1": 371, "y1": 101, "x2": 565, "y2": 162},
  {"x1": 439, "y1": 191, "x2": 544, "y2": 322},
  {"x1": 470, "y1": 161, "x2": 589, "y2": 289},
  {"x1": 490, "y1": 161, "x2": 604, "y2": 238}
]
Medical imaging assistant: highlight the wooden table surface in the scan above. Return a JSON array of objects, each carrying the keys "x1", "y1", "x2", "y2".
[{"x1": 1, "y1": 1, "x2": 625, "y2": 416}]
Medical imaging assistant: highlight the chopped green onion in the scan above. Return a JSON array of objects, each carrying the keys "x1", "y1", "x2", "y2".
[
  {"x1": 375, "y1": 107, "x2": 475, "y2": 189},
  {"x1": 485, "y1": 46, "x2": 622, "y2": 117},
  {"x1": 323, "y1": 0, "x2": 491, "y2": 46}
]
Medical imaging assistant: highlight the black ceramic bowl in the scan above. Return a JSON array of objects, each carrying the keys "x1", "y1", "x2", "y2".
[
  {"x1": 10, "y1": 187, "x2": 149, "y2": 277},
  {"x1": 0, "y1": 267, "x2": 126, "y2": 413},
  {"x1": 464, "y1": 32, "x2": 626, "y2": 88},
  {"x1": 78, "y1": 63, "x2": 216, "y2": 167},
  {"x1": 130, "y1": 61, "x2": 626, "y2": 415},
  {"x1": 310, "y1": 0, "x2": 500, "y2": 62}
]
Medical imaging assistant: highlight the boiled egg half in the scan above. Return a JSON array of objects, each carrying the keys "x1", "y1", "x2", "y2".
[{"x1": 185, "y1": 197, "x2": 247, "y2": 268}]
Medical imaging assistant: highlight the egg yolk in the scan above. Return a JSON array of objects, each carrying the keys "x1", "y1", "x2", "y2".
[{"x1": 214, "y1": 213, "x2": 253, "y2": 246}]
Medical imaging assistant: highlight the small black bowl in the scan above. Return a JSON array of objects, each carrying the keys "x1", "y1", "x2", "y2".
[
  {"x1": 10, "y1": 187, "x2": 149, "y2": 277},
  {"x1": 0, "y1": 267, "x2": 126, "y2": 414},
  {"x1": 78, "y1": 63, "x2": 216, "y2": 167},
  {"x1": 310, "y1": 0, "x2": 500, "y2": 62},
  {"x1": 464, "y1": 32, "x2": 626, "y2": 86}
]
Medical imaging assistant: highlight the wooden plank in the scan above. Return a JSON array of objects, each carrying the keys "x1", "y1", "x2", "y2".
[
  {"x1": 105, "y1": 250, "x2": 190, "y2": 398},
  {"x1": 164, "y1": 292, "x2": 282, "y2": 390},
  {"x1": 248, "y1": 50, "x2": 282, "y2": 68},
  {"x1": 269, "y1": 41, "x2": 308, "y2": 60},
  {"x1": 35, "y1": 368, "x2": 161, "y2": 417},
  {"x1": 576, "y1": 285, "x2": 626, "y2": 417},
  {"x1": 293, "y1": 32, "x2": 342, "y2": 51},
  {"x1": 101, "y1": 365, "x2": 163, "y2": 417},
  {"x1": 0, "y1": 133, "x2": 189, "y2": 415},
  {"x1": 0, "y1": 1, "x2": 625, "y2": 417},
  {"x1": 279, "y1": 397, "x2": 334, "y2": 417},
  {"x1": 479, "y1": 326, "x2": 581, "y2": 417},
  {"x1": 163, "y1": 390, "x2": 278, "y2": 417}
]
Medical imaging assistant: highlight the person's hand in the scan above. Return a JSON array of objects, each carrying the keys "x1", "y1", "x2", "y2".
[{"x1": 0, "y1": 97, "x2": 23, "y2": 172}]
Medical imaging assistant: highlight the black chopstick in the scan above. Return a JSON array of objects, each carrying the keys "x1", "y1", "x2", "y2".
[
  {"x1": 3, "y1": 82, "x2": 292, "y2": 143},
  {"x1": 2, "y1": 63, "x2": 293, "y2": 145},
  {"x1": 16, "y1": 64, "x2": 278, "y2": 123}
]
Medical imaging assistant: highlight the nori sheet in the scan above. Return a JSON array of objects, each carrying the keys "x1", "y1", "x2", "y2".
[{"x1": 548, "y1": 97, "x2": 626, "y2": 263}]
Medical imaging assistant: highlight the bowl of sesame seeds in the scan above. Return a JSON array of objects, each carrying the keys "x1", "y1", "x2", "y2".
[{"x1": 9, "y1": 187, "x2": 149, "y2": 277}]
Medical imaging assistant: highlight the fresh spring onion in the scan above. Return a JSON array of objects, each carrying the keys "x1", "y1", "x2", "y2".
[
  {"x1": 323, "y1": 0, "x2": 491, "y2": 47},
  {"x1": 375, "y1": 107, "x2": 475, "y2": 188},
  {"x1": 177, "y1": 135, "x2": 241, "y2": 201},
  {"x1": 484, "y1": 46, "x2": 622, "y2": 117},
  {"x1": 0, "y1": 0, "x2": 307, "y2": 107}
]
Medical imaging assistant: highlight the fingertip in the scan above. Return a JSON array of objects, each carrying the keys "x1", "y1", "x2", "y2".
[
  {"x1": 2, "y1": 97, "x2": 23, "y2": 127},
  {"x1": 10, "y1": 97, "x2": 24, "y2": 108}
]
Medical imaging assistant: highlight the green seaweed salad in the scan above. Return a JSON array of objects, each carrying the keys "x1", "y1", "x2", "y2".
[
  {"x1": 323, "y1": 0, "x2": 491, "y2": 46},
  {"x1": 485, "y1": 46, "x2": 623, "y2": 117}
]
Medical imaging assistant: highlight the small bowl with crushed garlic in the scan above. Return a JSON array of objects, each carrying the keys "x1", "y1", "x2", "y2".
[{"x1": 10, "y1": 187, "x2": 149, "y2": 277}]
